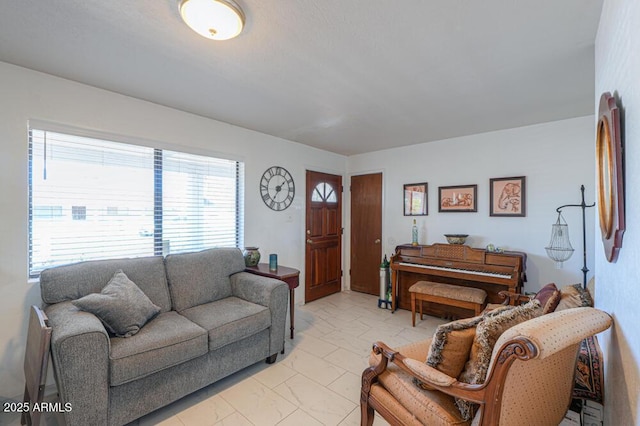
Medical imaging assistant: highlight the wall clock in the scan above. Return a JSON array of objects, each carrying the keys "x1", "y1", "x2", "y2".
[
  {"x1": 260, "y1": 166, "x2": 295, "y2": 211},
  {"x1": 596, "y1": 92, "x2": 625, "y2": 262}
]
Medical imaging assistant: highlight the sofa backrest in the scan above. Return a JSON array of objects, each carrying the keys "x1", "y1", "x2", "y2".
[
  {"x1": 164, "y1": 247, "x2": 245, "y2": 312},
  {"x1": 39, "y1": 256, "x2": 172, "y2": 313}
]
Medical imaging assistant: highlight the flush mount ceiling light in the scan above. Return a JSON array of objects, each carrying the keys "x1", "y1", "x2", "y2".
[{"x1": 179, "y1": 0, "x2": 245, "y2": 41}]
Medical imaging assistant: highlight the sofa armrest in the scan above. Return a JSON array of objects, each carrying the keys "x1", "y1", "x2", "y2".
[
  {"x1": 230, "y1": 272, "x2": 288, "y2": 355},
  {"x1": 45, "y1": 302, "x2": 110, "y2": 426},
  {"x1": 230, "y1": 271, "x2": 287, "y2": 307}
]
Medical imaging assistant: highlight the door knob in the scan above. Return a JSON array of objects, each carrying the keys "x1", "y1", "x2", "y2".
[
  {"x1": 307, "y1": 239, "x2": 313, "y2": 244},
  {"x1": 374, "y1": 239, "x2": 381, "y2": 244},
  {"x1": 306, "y1": 230, "x2": 311, "y2": 235}
]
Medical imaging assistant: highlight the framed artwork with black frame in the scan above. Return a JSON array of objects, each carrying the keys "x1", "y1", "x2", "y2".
[
  {"x1": 404, "y1": 182, "x2": 428, "y2": 216},
  {"x1": 438, "y1": 184, "x2": 477, "y2": 212},
  {"x1": 490, "y1": 176, "x2": 526, "y2": 217}
]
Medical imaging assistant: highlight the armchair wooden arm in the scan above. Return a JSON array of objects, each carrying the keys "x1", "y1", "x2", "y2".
[
  {"x1": 402, "y1": 358, "x2": 456, "y2": 387},
  {"x1": 497, "y1": 290, "x2": 532, "y2": 305},
  {"x1": 361, "y1": 338, "x2": 538, "y2": 425}
]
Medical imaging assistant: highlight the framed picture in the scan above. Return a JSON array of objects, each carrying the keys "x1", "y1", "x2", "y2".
[
  {"x1": 438, "y1": 185, "x2": 477, "y2": 212},
  {"x1": 404, "y1": 182, "x2": 428, "y2": 216},
  {"x1": 490, "y1": 176, "x2": 526, "y2": 217}
]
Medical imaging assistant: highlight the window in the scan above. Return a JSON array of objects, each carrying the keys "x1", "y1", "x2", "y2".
[
  {"x1": 33, "y1": 206, "x2": 63, "y2": 219},
  {"x1": 311, "y1": 182, "x2": 337, "y2": 203},
  {"x1": 28, "y1": 128, "x2": 244, "y2": 277},
  {"x1": 71, "y1": 206, "x2": 87, "y2": 220}
]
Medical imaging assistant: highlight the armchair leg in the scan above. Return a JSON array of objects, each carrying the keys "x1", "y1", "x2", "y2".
[
  {"x1": 361, "y1": 365, "x2": 380, "y2": 426},
  {"x1": 360, "y1": 400, "x2": 375, "y2": 426}
]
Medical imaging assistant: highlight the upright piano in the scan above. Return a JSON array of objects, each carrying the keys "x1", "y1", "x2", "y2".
[{"x1": 390, "y1": 243, "x2": 526, "y2": 316}]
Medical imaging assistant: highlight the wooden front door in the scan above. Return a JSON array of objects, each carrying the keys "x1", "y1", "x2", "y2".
[
  {"x1": 305, "y1": 170, "x2": 342, "y2": 302},
  {"x1": 350, "y1": 173, "x2": 383, "y2": 295}
]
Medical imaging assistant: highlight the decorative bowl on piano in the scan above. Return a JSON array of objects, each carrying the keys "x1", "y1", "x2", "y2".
[{"x1": 444, "y1": 234, "x2": 468, "y2": 245}]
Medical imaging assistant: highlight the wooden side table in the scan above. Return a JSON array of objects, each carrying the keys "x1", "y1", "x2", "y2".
[
  {"x1": 245, "y1": 264, "x2": 300, "y2": 339},
  {"x1": 22, "y1": 305, "x2": 52, "y2": 426}
]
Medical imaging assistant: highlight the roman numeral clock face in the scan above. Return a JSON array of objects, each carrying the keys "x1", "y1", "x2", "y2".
[{"x1": 260, "y1": 166, "x2": 295, "y2": 211}]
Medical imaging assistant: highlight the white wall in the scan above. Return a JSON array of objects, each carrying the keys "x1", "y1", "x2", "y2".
[
  {"x1": 347, "y1": 117, "x2": 595, "y2": 294},
  {"x1": 595, "y1": 0, "x2": 640, "y2": 424},
  {"x1": 0, "y1": 54, "x2": 614, "y2": 407},
  {"x1": 0, "y1": 61, "x2": 346, "y2": 399}
]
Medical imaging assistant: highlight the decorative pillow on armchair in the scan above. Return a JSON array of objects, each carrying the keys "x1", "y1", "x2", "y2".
[
  {"x1": 534, "y1": 282, "x2": 562, "y2": 314},
  {"x1": 455, "y1": 300, "x2": 542, "y2": 420},
  {"x1": 72, "y1": 270, "x2": 161, "y2": 337},
  {"x1": 414, "y1": 305, "x2": 518, "y2": 390},
  {"x1": 425, "y1": 316, "x2": 483, "y2": 379},
  {"x1": 555, "y1": 283, "x2": 593, "y2": 311}
]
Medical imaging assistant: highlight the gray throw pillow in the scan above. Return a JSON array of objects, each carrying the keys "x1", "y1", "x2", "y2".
[{"x1": 72, "y1": 270, "x2": 161, "y2": 337}]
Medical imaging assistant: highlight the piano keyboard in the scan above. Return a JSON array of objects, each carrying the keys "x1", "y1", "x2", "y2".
[{"x1": 398, "y1": 262, "x2": 511, "y2": 279}]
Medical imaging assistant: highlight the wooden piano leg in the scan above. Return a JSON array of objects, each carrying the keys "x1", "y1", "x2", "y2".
[{"x1": 411, "y1": 292, "x2": 416, "y2": 327}]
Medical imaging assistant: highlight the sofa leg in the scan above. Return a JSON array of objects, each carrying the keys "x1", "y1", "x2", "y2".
[{"x1": 266, "y1": 353, "x2": 278, "y2": 364}]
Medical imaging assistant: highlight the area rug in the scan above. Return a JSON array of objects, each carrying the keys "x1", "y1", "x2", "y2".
[{"x1": 573, "y1": 335, "x2": 604, "y2": 404}]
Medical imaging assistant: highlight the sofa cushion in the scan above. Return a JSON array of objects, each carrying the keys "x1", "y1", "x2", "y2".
[
  {"x1": 165, "y1": 248, "x2": 246, "y2": 311},
  {"x1": 40, "y1": 256, "x2": 172, "y2": 312},
  {"x1": 72, "y1": 270, "x2": 161, "y2": 337},
  {"x1": 109, "y1": 311, "x2": 208, "y2": 386},
  {"x1": 180, "y1": 297, "x2": 271, "y2": 351}
]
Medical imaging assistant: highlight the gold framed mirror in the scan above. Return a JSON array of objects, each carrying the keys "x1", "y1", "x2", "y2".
[
  {"x1": 596, "y1": 116, "x2": 613, "y2": 238},
  {"x1": 596, "y1": 92, "x2": 625, "y2": 262}
]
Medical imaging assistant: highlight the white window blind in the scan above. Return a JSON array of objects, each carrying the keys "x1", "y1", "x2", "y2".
[{"x1": 28, "y1": 128, "x2": 244, "y2": 277}]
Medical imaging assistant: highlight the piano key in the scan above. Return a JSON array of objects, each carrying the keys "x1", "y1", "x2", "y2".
[{"x1": 397, "y1": 262, "x2": 511, "y2": 279}]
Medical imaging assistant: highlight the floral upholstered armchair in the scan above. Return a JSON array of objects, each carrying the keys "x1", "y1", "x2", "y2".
[{"x1": 360, "y1": 285, "x2": 611, "y2": 426}]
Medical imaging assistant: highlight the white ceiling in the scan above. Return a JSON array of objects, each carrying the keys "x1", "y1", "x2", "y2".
[{"x1": 0, "y1": 1, "x2": 603, "y2": 156}]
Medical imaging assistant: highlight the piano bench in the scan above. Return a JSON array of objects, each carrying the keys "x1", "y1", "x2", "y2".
[{"x1": 408, "y1": 281, "x2": 487, "y2": 326}]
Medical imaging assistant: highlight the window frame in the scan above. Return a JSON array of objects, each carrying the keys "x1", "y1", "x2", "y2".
[{"x1": 27, "y1": 121, "x2": 245, "y2": 278}]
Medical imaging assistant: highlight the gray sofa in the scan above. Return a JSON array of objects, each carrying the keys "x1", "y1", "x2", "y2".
[{"x1": 39, "y1": 247, "x2": 288, "y2": 426}]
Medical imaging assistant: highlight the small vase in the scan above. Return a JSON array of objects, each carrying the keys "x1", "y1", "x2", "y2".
[
  {"x1": 411, "y1": 219, "x2": 418, "y2": 246},
  {"x1": 243, "y1": 247, "x2": 261, "y2": 266}
]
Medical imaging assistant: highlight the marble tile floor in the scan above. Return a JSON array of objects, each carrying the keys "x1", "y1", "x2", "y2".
[{"x1": 1, "y1": 291, "x2": 446, "y2": 426}]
